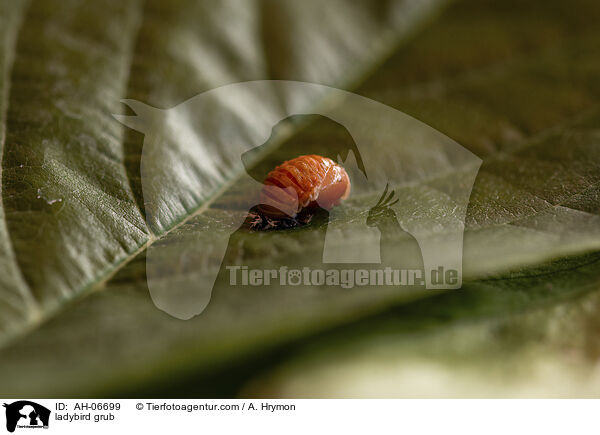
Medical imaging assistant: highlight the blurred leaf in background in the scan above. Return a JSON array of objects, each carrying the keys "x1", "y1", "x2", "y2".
[{"x1": 0, "y1": 0, "x2": 600, "y2": 398}]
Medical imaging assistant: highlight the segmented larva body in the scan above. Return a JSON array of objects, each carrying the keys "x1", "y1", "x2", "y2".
[{"x1": 260, "y1": 154, "x2": 350, "y2": 217}]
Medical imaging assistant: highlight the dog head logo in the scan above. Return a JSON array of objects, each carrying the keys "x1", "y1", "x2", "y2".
[
  {"x1": 3, "y1": 401, "x2": 50, "y2": 433},
  {"x1": 115, "y1": 80, "x2": 481, "y2": 319}
]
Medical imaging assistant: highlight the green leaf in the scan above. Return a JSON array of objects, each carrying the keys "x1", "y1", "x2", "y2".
[
  {"x1": 0, "y1": 0, "x2": 31, "y2": 336},
  {"x1": 1, "y1": 0, "x2": 600, "y2": 398},
  {"x1": 0, "y1": 0, "x2": 447, "y2": 396},
  {"x1": 241, "y1": 253, "x2": 600, "y2": 397},
  {"x1": 1, "y1": 0, "x2": 147, "y2": 341}
]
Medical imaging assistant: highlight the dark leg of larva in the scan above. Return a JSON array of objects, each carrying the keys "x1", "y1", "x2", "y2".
[{"x1": 244, "y1": 206, "x2": 314, "y2": 231}]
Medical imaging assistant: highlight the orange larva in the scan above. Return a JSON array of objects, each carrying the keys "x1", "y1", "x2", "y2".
[{"x1": 259, "y1": 154, "x2": 350, "y2": 218}]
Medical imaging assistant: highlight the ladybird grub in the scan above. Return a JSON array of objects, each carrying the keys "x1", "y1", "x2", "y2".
[{"x1": 246, "y1": 154, "x2": 350, "y2": 230}]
